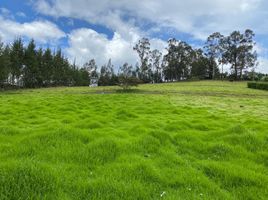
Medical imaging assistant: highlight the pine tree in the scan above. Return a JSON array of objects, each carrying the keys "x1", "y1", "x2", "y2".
[
  {"x1": 23, "y1": 39, "x2": 38, "y2": 88},
  {"x1": 10, "y1": 38, "x2": 24, "y2": 85},
  {"x1": 42, "y1": 48, "x2": 53, "y2": 86},
  {"x1": 0, "y1": 42, "x2": 10, "y2": 85}
]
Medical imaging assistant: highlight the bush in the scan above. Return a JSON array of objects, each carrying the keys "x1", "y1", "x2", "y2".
[
  {"x1": 118, "y1": 76, "x2": 140, "y2": 90},
  {"x1": 247, "y1": 82, "x2": 268, "y2": 91}
]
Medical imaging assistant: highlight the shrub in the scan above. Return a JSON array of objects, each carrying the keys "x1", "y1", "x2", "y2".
[
  {"x1": 247, "y1": 82, "x2": 268, "y2": 91},
  {"x1": 118, "y1": 76, "x2": 140, "y2": 90}
]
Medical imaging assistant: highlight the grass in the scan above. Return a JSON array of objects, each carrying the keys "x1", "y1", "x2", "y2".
[{"x1": 0, "y1": 81, "x2": 267, "y2": 200}]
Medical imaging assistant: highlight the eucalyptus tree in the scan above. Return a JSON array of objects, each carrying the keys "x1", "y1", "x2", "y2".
[
  {"x1": 98, "y1": 59, "x2": 116, "y2": 86},
  {"x1": 133, "y1": 38, "x2": 151, "y2": 82},
  {"x1": 84, "y1": 59, "x2": 98, "y2": 83},
  {"x1": 150, "y1": 49, "x2": 162, "y2": 83},
  {"x1": 222, "y1": 29, "x2": 257, "y2": 80},
  {"x1": 163, "y1": 39, "x2": 194, "y2": 81},
  {"x1": 204, "y1": 32, "x2": 224, "y2": 79},
  {"x1": 237, "y1": 29, "x2": 257, "y2": 79},
  {"x1": 191, "y1": 49, "x2": 212, "y2": 79}
]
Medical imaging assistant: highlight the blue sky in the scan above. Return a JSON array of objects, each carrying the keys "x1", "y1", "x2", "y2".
[{"x1": 0, "y1": 0, "x2": 268, "y2": 73}]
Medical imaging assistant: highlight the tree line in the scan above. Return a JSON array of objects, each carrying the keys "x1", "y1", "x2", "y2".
[
  {"x1": 0, "y1": 29, "x2": 264, "y2": 89},
  {"x1": 0, "y1": 38, "x2": 90, "y2": 88},
  {"x1": 134, "y1": 29, "x2": 258, "y2": 83}
]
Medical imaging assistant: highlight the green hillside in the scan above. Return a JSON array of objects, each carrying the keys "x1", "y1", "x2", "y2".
[{"x1": 0, "y1": 81, "x2": 267, "y2": 200}]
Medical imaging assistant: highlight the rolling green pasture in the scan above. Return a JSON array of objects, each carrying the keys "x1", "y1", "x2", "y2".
[{"x1": 0, "y1": 81, "x2": 267, "y2": 199}]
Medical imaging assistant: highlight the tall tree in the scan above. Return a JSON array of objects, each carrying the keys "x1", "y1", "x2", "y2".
[
  {"x1": 42, "y1": 48, "x2": 53, "y2": 86},
  {"x1": 238, "y1": 29, "x2": 257, "y2": 79},
  {"x1": 23, "y1": 39, "x2": 38, "y2": 88},
  {"x1": 133, "y1": 38, "x2": 151, "y2": 82},
  {"x1": 0, "y1": 42, "x2": 10, "y2": 84},
  {"x1": 204, "y1": 32, "x2": 224, "y2": 79},
  {"x1": 222, "y1": 30, "x2": 257, "y2": 80},
  {"x1": 191, "y1": 49, "x2": 212, "y2": 79},
  {"x1": 84, "y1": 59, "x2": 98, "y2": 84},
  {"x1": 52, "y1": 49, "x2": 71, "y2": 85},
  {"x1": 163, "y1": 39, "x2": 194, "y2": 81},
  {"x1": 150, "y1": 49, "x2": 162, "y2": 83},
  {"x1": 98, "y1": 59, "x2": 114, "y2": 86},
  {"x1": 36, "y1": 48, "x2": 44, "y2": 87},
  {"x1": 10, "y1": 38, "x2": 24, "y2": 85}
]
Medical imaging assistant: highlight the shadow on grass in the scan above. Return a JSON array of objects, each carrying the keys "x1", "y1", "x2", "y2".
[
  {"x1": 115, "y1": 88, "x2": 164, "y2": 94},
  {"x1": 115, "y1": 89, "x2": 143, "y2": 93}
]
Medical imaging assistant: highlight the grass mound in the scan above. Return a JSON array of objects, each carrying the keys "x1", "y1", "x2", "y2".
[{"x1": 0, "y1": 162, "x2": 58, "y2": 200}]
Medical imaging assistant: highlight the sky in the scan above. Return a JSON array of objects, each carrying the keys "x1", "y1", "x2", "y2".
[{"x1": 0, "y1": 0, "x2": 268, "y2": 73}]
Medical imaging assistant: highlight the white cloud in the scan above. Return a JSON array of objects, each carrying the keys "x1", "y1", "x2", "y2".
[
  {"x1": 32, "y1": 0, "x2": 268, "y2": 72},
  {"x1": 16, "y1": 12, "x2": 26, "y2": 18},
  {"x1": 0, "y1": 7, "x2": 10, "y2": 16},
  {"x1": 256, "y1": 57, "x2": 268, "y2": 73},
  {"x1": 0, "y1": 7, "x2": 13, "y2": 19},
  {"x1": 252, "y1": 44, "x2": 268, "y2": 73},
  {"x1": 66, "y1": 28, "x2": 167, "y2": 68},
  {"x1": 0, "y1": 16, "x2": 65, "y2": 43},
  {"x1": 66, "y1": 28, "x2": 138, "y2": 68},
  {"x1": 34, "y1": 0, "x2": 268, "y2": 40}
]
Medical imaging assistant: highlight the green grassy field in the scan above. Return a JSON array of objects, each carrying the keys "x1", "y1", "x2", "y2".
[{"x1": 0, "y1": 81, "x2": 267, "y2": 200}]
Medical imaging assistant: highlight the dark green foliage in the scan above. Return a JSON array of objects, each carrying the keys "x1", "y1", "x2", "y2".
[
  {"x1": 98, "y1": 59, "x2": 118, "y2": 86},
  {"x1": 191, "y1": 49, "x2": 214, "y2": 80},
  {"x1": 0, "y1": 38, "x2": 90, "y2": 88},
  {"x1": 9, "y1": 38, "x2": 24, "y2": 85},
  {"x1": 162, "y1": 39, "x2": 195, "y2": 81},
  {"x1": 0, "y1": 43, "x2": 10, "y2": 83},
  {"x1": 248, "y1": 82, "x2": 268, "y2": 90},
  {"x1": 73, "y1": 68, "x2": 90, "y2": 86},
  {"x1": 23, "y1": 39, "x2": 38, "y2": 88}
]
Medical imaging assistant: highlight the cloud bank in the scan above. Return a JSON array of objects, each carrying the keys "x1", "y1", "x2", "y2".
[{"x1": 0, "y1": 1, "x2": 267, "y2": 72}]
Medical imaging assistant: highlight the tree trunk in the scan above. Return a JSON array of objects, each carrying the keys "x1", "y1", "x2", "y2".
[
  {"x1": 211, "y1": 58, "x2": 215, "y2": 80},
  {"x1": 234, "y1": 55, "x2": 238, "y2": 80},
  {"x1": 240, "y1": 68, "x2": 243, "y2": 80},
  {"x1": 221, "y1": 63, "x2": 224, "y2": 81},
  {"x1": 212, "y1": 65, "x2": 215, "y2": 80},
  {"x1": 234, "y1": 66, "x2": 238, "y2": 80}
]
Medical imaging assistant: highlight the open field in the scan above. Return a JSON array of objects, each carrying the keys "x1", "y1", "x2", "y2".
[{"x1": 0, "y1": 81, "x2": 268, "y2": 200}]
